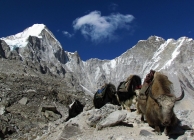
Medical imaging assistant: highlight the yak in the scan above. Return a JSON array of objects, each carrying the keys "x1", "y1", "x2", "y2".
[
  {"x1": 65, "y1": 99, "x2": 84, "y2": 122},
  {"x1": 93, "y1": 83, "x2": 119, "y2": 109},
  {"x1": 137, "y1": 72, "x2": 184, "y2": 135},
  {"x1": 116, "y1": 75, "x2": 142, "y2": 111}
]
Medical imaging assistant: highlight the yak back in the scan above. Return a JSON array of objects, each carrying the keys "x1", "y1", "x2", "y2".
[
  {"x1": 117, "y1": 75, "x2": 141, "y2": 102},
  {"x1": 93, "y1": 83, "x2": 118, "y2": 109},
  {"x1": 152, "y1": 72, "x2": 173, "y2": 96}
]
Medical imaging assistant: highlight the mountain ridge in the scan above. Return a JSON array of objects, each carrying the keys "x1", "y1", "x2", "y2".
[{"x1": 1, "y1": 24, "x2": 194, "y2": 107}]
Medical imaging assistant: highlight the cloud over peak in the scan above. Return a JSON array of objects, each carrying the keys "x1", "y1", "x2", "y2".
[
  {"x1": 62, "y1": 31, "x2": 74, "y2": 38},
  {"x1": 73, "y1": 11, "x2": 134, "y2": 43}
]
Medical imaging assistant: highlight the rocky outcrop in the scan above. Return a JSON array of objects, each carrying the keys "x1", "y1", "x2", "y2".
[
  {"x1": 0, "y1": 40, "x2": 21, "y2": 60},
  {"x1": 0, "y1": 40, "x2": 9, "y2": 58},
  {"x1": 36, "y1": 104, "x2": 194, "y2": 140}
]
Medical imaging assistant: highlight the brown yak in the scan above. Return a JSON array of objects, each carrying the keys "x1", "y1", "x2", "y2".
[
  {"x1": 136, "y1": 70, "x2": 155, "y2": 122},
  {"x1": 138, "y1": 72, "x2": 184, "y2": 135}
]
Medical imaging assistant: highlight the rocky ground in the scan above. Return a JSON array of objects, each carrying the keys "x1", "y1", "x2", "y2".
[
  {"x1": 36, "y1": 104, "x2": 194, "y2": 140},
  {"x1": 0, "y1": 59, "x2": 93, "y2": 140}
]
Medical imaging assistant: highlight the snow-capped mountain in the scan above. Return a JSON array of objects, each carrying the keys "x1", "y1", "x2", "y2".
[
  {"x1": 1, "y1": 24, "x2": 194, "y2": 108},
  {"x1": 1, "y1": 24, "x2": 69, "y2": 77}
]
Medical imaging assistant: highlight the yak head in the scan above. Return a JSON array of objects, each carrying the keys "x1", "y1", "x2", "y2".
[
  {"x1": 149, "y1": 87, "x2": 184, "y2": 126},
  {"x1": 131, "y1": 75, "x2": 142, "y2": 92}
]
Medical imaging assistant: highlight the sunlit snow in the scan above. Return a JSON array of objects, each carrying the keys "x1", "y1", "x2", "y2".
[
  {"x1": 95, "y1": 67, "x2": 101, "y2": 80},
  {"x1": 109, "y1": 59, "x2": 116, "y2": 68},
  {"x1": 1, "y1": 24, "x2": 45, "y2": 50},
  {"x1": 149, "y1": 39, "x2": 174, "y2": 70},
  {"x1": 160, "y1": 38, "x2": 184, "y2": 70}
]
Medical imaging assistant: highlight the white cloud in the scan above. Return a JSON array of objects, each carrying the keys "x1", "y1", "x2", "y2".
[
  {"x1": 73, "y1": 11, "x2": 134, "y2": 43},
  {"x1": 62, "y1": 31, "x2": 74, "y2": 38}
]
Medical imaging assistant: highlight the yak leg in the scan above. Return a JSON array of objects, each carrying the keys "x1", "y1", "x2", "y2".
[
  {"x1": 141, "y1": 114, "x2": 144, "y2": 122},
  {"x1": 121, "y1": 104, "x2": 125, "y2": 110},
  {"x1": 164, "y1": 126, "x2": 171, "y2": 136},
  {"x1": 154, "y1": 126, "x2": 162, "y2": 135},
  {"x1": 123, "y1": 102, "x2": 131, "y2": 112},
  {"x1": 140, "y1": 114, "x2": 147, "y2": 123},
  {"x1": 124, "y1": 99, "x2": 132, "y2": 112},
  {"x1": 124, "y1": 105, "x2": 131, "y2": 112}
]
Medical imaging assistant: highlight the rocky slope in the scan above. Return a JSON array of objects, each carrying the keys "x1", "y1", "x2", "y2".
[{"x1": 0, "y1": 58, "x2": 93, "y2": 139}]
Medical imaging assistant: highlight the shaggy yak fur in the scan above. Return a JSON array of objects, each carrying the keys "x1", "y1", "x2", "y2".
[
  {"x1": 93, "y1": 83, "x2": 119, "y2": 109},
  {"x1": 103, "y1": 83, "x2": 120, "y2": 106},
  {"x1": 116, "y1": 75, "x2": 142, "y2": 111},
  {"x1": 137, "y1": 72, "x2": 184, "y2": 135}
]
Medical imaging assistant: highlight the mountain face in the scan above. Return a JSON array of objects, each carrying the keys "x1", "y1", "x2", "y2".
[
  {"x1": 1, "y1": 24, "x2": 194, "y2": 107},
  {"x1": 1, "y1": 24, "x2": 69, "y2": 77},
  {"x1": 66, "y1": 35, "x2": 194, "y2": 107}
]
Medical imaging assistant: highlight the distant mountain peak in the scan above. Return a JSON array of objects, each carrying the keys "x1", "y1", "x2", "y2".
[
  {"x1": 2, "y1": 24, "x2": 46, "y2": 40},
  {"x1": 0, "y1": 24, "x2": 49, "y2": 50},
  {"x1": 21, "y1": 24, "x2": 46, "y2": 38}
]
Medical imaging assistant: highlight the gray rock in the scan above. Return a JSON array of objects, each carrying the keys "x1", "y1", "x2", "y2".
[
  {"x1": 86, "y1": 104, "x2": 121, "y2": 127},
  {"x1": 179, "y1": 120, "x2": 193, "y2": 130},
  {"x1": 96, "y1": 110, "x2": 127, "y2": 130},
  {"x1": 59, "y1": 124, "x2": 82, "y2": 139},
  {"x1": 139, "y1": 129, "x2": 154, "y2": 136},
  {"x1": 18, "y1": 97, "x2": 28, "y2": 105},
  {"x1": 40, "y1": 106, "x2": 58, "y2": 113},
  {"x1": 0, "y1": 105, "x2": 5, "y2": 115},
  {"x1": 107, "y1": 135, "x2": 115, "y2": 140},
  {"x1": 44, "y1": 110, "x2": 61, "y2": 121},
  {"x1": 86, "y1": 113, "x2": 102, "y2": 127}
]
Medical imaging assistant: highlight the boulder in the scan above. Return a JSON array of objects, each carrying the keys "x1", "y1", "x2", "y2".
[
  {"x1": 0, "y1": 105, "x2": 5, "y2": 115},
  {"x1": 96, "y1": 110, "x2": 127, "y2": 130},
  {"x1": 18, "y1": 97, "x2": 28, "y2": 105},
  {"x1": 86, "y1": 104, "x2": 121, "y2": 127}
]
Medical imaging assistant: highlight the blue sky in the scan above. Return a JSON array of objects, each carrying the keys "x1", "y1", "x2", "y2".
[{"x1": 0, "y1": 0, "x2": 194, "y2": 61}]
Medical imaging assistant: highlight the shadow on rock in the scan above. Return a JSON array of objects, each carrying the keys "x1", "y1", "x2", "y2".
[
  {"x1": 118, "y1": 122, "x2": 133, "y2": 127},
  {"x1": 168, "y1": 123, "x2": 193, "y2": 139}
]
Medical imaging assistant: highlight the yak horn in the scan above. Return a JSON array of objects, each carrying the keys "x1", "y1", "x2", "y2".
[{"x1": 175, "y1": 86, "x2": 184, "y2": 101}]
